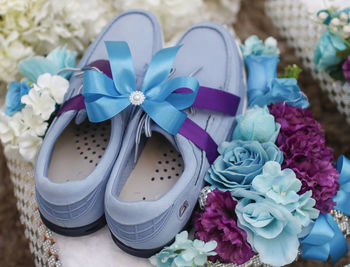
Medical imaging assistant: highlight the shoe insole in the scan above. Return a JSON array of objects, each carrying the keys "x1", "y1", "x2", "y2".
[
  {"x1": 48, "y1": 121, "x2": 111, "y2": 183},
  {"x1": 119, "y1": 133, "x2": 184, "y2": 202}
]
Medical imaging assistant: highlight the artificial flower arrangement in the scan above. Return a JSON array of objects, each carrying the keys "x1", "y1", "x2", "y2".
[
  {"x1": 150, "y1": 36, "x2": 350, "y2": 266},
  {"x1": 0, "y1": 46, "x2": 77, "y2": 162},
  {"x1": 0, "y1": 0, "x2": 240, "y2": 92},
  {"x1": 314, "y1": 6, "x2": 350, "y2": 83}
]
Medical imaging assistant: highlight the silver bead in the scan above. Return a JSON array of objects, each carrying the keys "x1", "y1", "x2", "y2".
[{"x1": 198, "y1": 186, "x2": 212, "y2": 210}]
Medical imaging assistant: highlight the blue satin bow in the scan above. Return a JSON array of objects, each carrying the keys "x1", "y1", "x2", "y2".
[
  {"x1": 301, "y1": 155, "x2": 350, "y2": 263},
  {"x1": 301, "y1": 213, "x2": 348, "y2": 264},
  {"x1": 334, "y1": 155, "x2": 350, "y2": 215},
  {"x1": 82, "y1": 41, "x2": 199, "y2": 135}
]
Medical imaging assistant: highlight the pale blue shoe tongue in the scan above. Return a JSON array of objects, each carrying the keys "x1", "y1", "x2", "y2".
[{"x1": 75, "y1": 109, "x2": 87, "y2": 124}]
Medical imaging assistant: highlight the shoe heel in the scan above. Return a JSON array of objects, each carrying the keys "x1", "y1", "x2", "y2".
[{"x1": 39, "y1": 211, "x2": 106, "y2": 237}]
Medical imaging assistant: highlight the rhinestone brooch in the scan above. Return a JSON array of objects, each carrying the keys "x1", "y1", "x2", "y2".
[{"x1": 129, "y1": 91, "x2": 145, "y2": 106}]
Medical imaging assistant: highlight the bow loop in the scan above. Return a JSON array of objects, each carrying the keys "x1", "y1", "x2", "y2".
[
  {"x1": 301, "y1": 214, "x2": 348, "y2": 264},
  {"x1": 141, "y1": 45, "x2": 181, "y2": 93},
  {"x1": 141, "y1": 100, "x2": 187, "y2": 135},
  {"x1": 83, "y1": 70, "x2": 120, "y2": 100}
]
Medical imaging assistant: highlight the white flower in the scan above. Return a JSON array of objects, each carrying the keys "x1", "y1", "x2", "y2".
[
  {"x1": 18, "y1": 131, "x2": 42, "y2": 162},
  {"x1": 0, "y1": 40, "x2": 34, "y2": 83},
  {"x1": 265, "y1": 37, "x2": 278, "y2": 48},
  {"x1": 21, "y1": 106, "x2": 48, "y2": 136},
  {"x1": 343, "y1": 25, "x2": 350, "y2": 38},
  {"x1": 21, "y1": 86, "x2": 56, "y2": 120},
  {"x1": 0, "y1": 111, "x2": 15, "y2": 144},
  {"x1": 339, "y1": 12, "x2": 349, "y2": 22},
  {"x1": 0, "y1": 104, "x2": 47, "y2": 163},
  {"x1": 318, "y1": 11, "x2": 329, "y2": 20},
  {"x1": 330, "y1": 18, "x2": 340, "y2": 26},
  {"x1": 0, "y1": 111, "x2": 25, "y2": 145},
  {"x1": 0, "y1": 0, "x2": 116, "y2": 91},
  {"x1": 7, "y1": 112, "x2": 25, "y2": 137},
  {"x1": 37, "y1": 73, "x2": 69, "y2": 104}
]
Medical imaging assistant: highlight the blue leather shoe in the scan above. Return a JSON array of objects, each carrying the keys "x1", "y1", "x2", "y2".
[
  {"x1": 104, "y1": 22, "x2": 246, "y2": 256},
  {"x1": 34, "y1": 10, "x2": 162, "y2": 237}
]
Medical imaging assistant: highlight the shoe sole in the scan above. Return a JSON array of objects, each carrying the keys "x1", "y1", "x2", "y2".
[
  {"x1": 39, "y1": 211, "x2": 106, "y2": 237},
  {"x1": 110, "y1": 231, "x2": 173, "y2": 258},
  {"x1": 109, "y1": 210, "x2": 194, "y2": 258}
]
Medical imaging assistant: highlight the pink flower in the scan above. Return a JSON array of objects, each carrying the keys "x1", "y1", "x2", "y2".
[
  {"x1": 194, "y1": 189, "x2": 255, "y2": 264},
  {"x1": 269, "y1": 103, "x2": 339, "y2": 213}
]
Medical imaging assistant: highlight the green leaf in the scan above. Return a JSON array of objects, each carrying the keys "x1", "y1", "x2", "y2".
[
  {"x1": 278, "y1": 64, "x2": 303, "y2": 79},
  {"x1": 336, "y1": 48, "x2": 350, "y2": 60},
  {"x1": 328, "y1": 68, "x2": 346, "y2": 83}
]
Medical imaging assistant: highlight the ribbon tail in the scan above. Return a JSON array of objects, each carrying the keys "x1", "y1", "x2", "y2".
[
  {"x1": 105, "y1": 41, "x2": 136, "y2": 95},
  {"x1": 326, "y1": 214, "x2": 348, "y2": 264},
  {"x1": 302, "y1": 243, "x2": 330, "y2": 262},
  {"x1": 142, "y1": 100, "x2": 187, "y2": 135}
]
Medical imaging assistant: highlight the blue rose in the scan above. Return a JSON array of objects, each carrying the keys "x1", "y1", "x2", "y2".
[
  {"x1": 232, "y1": 189, "x2": 302, "y2": 266},
  {"x1": 245, "y1": 55, "x2": 279, "y2": 98},
  {"x1": 5, "y1": 81, "x2": 31, "y2": 116},
  {"x1": 241, "y1": 35, "x2": 279, "y2": 57},
  {"x1": 248, "y1": 77, "x2": 309, "y2": 109},
  {"x1": 241, "y1": 35, "x2": 264, "y2": 57},
  {"x1": 205, "y1": 140, "x2": 283, "y2": 190},
  {"x1": 314, "y1": 30, "x2": 347, "y2": 73},
  {"x1": 18, "y1": 46, "x2": 77, "y2": 83},
  {"x1": 233, "y1": 106, "x2": 280, "y2": 143}
]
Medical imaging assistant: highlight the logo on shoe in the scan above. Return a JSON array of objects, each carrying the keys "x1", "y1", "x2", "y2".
[{"x1": 179, "y1": 200, "x2": 189, "y2": 217}]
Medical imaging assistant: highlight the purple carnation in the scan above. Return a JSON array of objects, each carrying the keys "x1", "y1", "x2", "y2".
[
  {"x1": 269, "y1": 103, "x2": 339, "y2": 213},
  {"x1": 194, "y1": 189, "x2": 255, "y2": 264},
  {"x1": 343, "y1": 55, "x2": 350, "y2": 83},
  {"x1": 278, "y1": 128, "x2": 333, "y2": 165},
  {"x1": 288, "y1": 157, "x2": 339, "y2": 213}
]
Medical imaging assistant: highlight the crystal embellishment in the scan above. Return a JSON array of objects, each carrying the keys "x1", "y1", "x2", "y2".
[{"x1": 129, "y1": 91, "x2": 145, "y2": 106}]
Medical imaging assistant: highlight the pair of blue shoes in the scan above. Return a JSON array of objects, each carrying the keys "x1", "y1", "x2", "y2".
[{"x1": 35, "y1": 10, "x2": 246, "y2": 257}]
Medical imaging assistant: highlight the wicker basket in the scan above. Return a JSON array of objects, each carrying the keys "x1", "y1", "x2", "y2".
[{"x1": 5, "y1": 150, "x2": 62, "y2": 267}]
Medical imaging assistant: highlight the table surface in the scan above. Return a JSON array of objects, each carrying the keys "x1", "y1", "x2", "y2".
[{"x1": 1, "y1": 0, "x2": 350, "y2": 266}]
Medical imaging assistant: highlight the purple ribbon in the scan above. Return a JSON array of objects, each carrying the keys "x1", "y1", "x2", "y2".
[
  {"x1": 57, "y1": 60, "x2": 240, "y2": 164},
  {"x1": 178, "y1": 118, "x2": 218, "y2": 163},
  {"x1": 85, "y1": 59, "x2": 112, "y2": 78},
  {"x1": 57, "y1": 94, "x2": 85, "y2": 116},
  {"x1": 176, "y1": 86, "x2": 240, "y2": 116}
]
